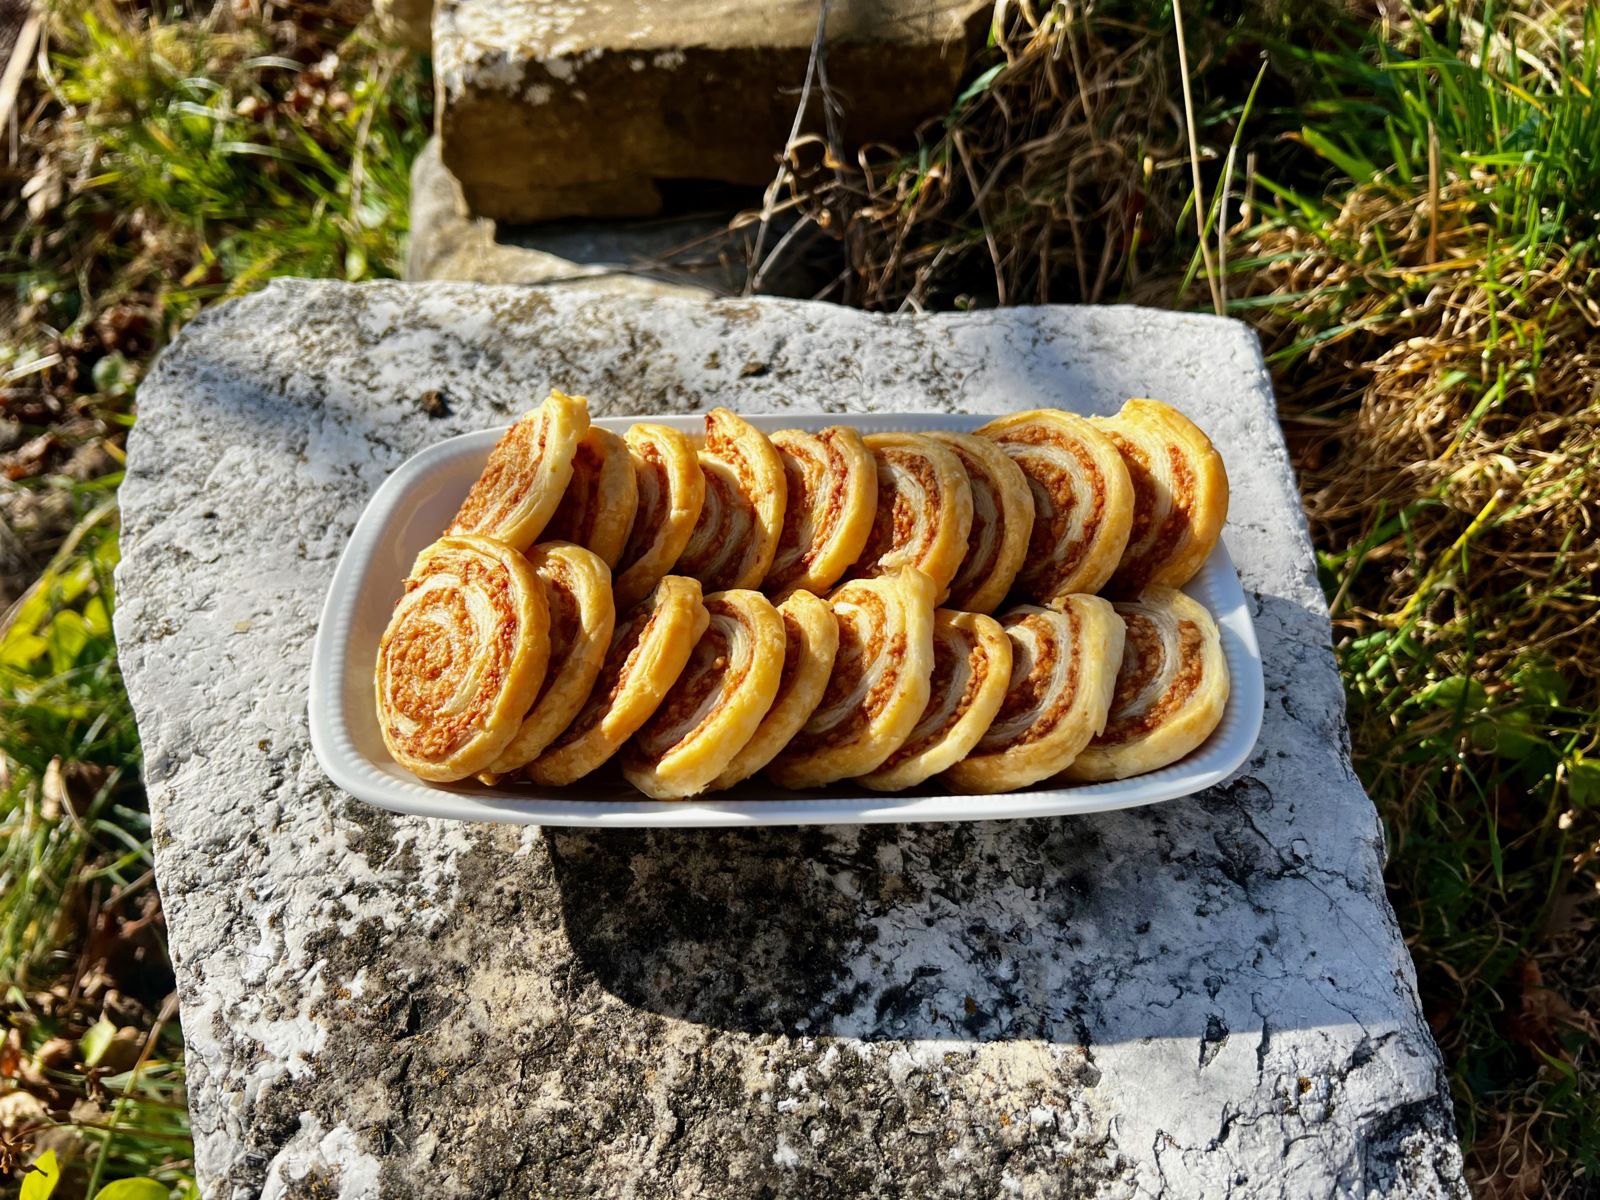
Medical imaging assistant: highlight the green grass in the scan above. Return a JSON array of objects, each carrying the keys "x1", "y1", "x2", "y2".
[
  {"x1": 1221, "y1": 3, "x2": 1600, "y2": 1187},
  {"x1": 1, "y1": 2, "x2": 430, "y2": 1194}
]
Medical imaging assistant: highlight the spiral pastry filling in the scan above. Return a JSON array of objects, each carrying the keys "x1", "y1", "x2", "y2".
[
  {"x1": 946, "y1": 595, "x2": 1125, "y2": 794},
  {"x1": 482, "y1": 543, "x2": 615, "y2": 779},
  {"x1": 767, "y1": 567, "x2": 935, "y2": 789},
  {"x1": 613, "y1": 424, "x2": 706, "y2": 612},
  {"x1": 845, "y1": 432, "x2": 973, "y2": 603},
  {"x1": 709, "y1": 589, "x2": 840, "y2": 791},
  {"x1": 976, "y1": 410, "x2": 1133, "y2": 603},
  {"x1": 543, "y1": 427, "x2": 640, "y2": 569},
  {"x1": 861, "y1": 609, "x2": 1011, "y2": 792},
  {"x1": 1091, "y1": 399, "x2": 1230, "y2": 594},
  {"x1": 375, "y1": 535, "x2": 550, "y2": 781},
  {"x1": 675, "y1": 408, "x2": 787, "y2": 591},
  {"x1": 448, "y1": 390, "x2": 589, "y2": 552},
  {"x1": 623, "y1": 589, "x2": 786, "y2": 798},
  {"x1": 927, "y1": 431, "x2": 1035, "y2": 613},
  {"x1": 765, "y1": 427, "x2": 877, "y2": 599},
  {"x1": 526, "y1": 576, "x2": 708, "y2": 787},
  {"x1": 1064, "y1": 587, "x2": 1228, "y2": 782}
]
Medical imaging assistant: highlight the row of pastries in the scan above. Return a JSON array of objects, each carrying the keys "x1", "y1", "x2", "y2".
[{"x1": 373, "y1": 394, "x2": 1233, "y2": 798}]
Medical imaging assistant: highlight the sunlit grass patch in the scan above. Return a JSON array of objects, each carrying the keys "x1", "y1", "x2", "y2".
[{"x1": 2, "y1": 2, "x2": 433, "y2": 1193}]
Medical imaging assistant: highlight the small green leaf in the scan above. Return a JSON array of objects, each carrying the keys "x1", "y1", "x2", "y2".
[
  {"x1": 1413, "y1": 676, "x2": 1488, "y2": 712},
  {"x1": 93, "y1": 1180, "x2": 171, "y2": 1200},
  {"x1": 81, "y1": 1015, "x2": 117, "y2": 1067},
  {"x1": 1569, "y1": 758, "x2": 1600, "y2": 808},
  {"x1": 953, "y1": 63, "x2": 1005, "y2": 109},
  {"x1": 1510, "y1": 657, "x2": 1569, "y2": 706},
  {"x1": 21, "y1": 1150, "x2": 61, "y2": 1200}
]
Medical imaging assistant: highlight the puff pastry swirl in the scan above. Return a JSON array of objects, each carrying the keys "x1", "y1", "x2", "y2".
[
  {"x1": 976, "y1": 410, "x2": 1132, "y2": 603},
  {"x1": 375, "y1": 535, "x2": 550, "y2": 781},
  {"x1": 926, "y1": 431, "x2": 1035, "y2": 613},
  {"x1": 623, "y1": 589, "x2": 787, "y2": 798},
  {"x1": 526, "y1": 576, "x2": 708, "y2": 786},
  {"x1": 447, "y1": 390, "x2": 589, "y2": 552},
  {"x1": 481, "y1": 542, "x2": 615, "y2": 779},
  {"x1": 945, "y1": 595, "x2": 1124, "y2": 794},
  {"x1": 767, "y1": 567, "x2": 935, "y2": 789},
  {"x1": 710, "y1": 589, "x2": 839, "y2": 790},
  {"x1": 1091, "y1": 399, "x2": 1229, "y2": 594},
  {"x1": 846, "y1": 433, "x2": 973, "y2": 603},
  {"x1": 542, "y1": 427, "x2": 640, "y2": 569},
  {"x1": 675, "y1": 408, "x2": 788, "y2": 591},
  {"x1": 613, "y1": 424, "x2": 706, "y2": 612},
  {"x1": 1063, "y1": 587, "x2": 1228, "y2": 781},
  {"x1": 861, "y1": 608, "x2": 1012, "y2": 792},
  {"x1": 764, "y1": 426, "x2": 878, "y2": 600}
]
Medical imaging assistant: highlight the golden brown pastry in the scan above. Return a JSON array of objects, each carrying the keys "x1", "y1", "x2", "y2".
[
  {"x1": 926, "y1": 431, "x2": 1035, "y2": 613},
  {"x1": 526, "y1": 576, "x2": 708, "y2": 786},
  {"x1": 710, "y1": 590, "x2": 839, "y2": 790},
  {"x1": 975, "y1": 410, "x2": 1133, "y2": 603},
  {"x1": 860, "y1": 609, "x2": 1012, "y2": 792},
  {"x1": 622, "y1": 589, "x2": 787, "y2": 798},
  {"x1": 446, "y1": 390, "x2": 589, "y2": 552},
  {"x1": 845, "y1": 432, "x2": 973, "y2": 603},
  {"x1": 767, "y1": 567, "x2": 936, "y2": 789},
  {"x1": 1063, "y1": 587, "x2": 1229, "y2": 782},
  {"x1": 613, "y1": 424, "x2": 706, "y2": 612},
  {"x1": 1090, "y1": 399, "x2": 1230, "y2": 594},
  {"x1": 480, "y1": 543, "x2": 615, "y2": 780},
  {"x1": 945, "y1": 595, "x2": 1124, "y2": 794},
  {"x1": 375, "y1": 536, "x2": 550, "y2": 781},
  {"x1": 764, "y1": 426, "x2": 878, "y2": 600},
  {"x1": 675, "y1": 408, "x2": 788, "y2": 591},
  {"x1": 542, "y1": 427, "x2": 640, "y2": 569}
]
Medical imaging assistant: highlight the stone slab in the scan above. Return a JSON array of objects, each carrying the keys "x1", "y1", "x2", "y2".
[
  {"x1": 116, "y1": 280, "x2": 1467, "y2": 1198},
  {"x1": 434, "y1": 0, "x2": 988, "y2": 221},
  {"x1": 406, "y1": 137, "x2": 747, "y2": 295}
]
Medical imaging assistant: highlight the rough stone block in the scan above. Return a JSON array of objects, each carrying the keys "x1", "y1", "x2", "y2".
[
  {"x1": 406, "y1": 136, "x2": 736, "y2": 294},
  {"x1": 434, "y1": 0, "x2": 990, "y2": 222},
  {"x1": 116, "y1": 280, "x2": 1467, "y2": 1198}
]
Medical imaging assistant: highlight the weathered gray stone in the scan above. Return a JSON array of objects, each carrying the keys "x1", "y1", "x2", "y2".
[
  {"x1": 434, "y1": 0, "x2": 990, "y2": 222},
  {"x1": 117, "y1": 280, "x2": 1467, "y2": 1199},
  {"x1": 406, "y1": 137, "x2": 742, "y2": 294}
]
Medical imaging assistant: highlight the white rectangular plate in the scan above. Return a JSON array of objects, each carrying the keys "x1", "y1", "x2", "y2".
[{"x1": 308, "y1": 413, "x2": 1264, "y2": 827}]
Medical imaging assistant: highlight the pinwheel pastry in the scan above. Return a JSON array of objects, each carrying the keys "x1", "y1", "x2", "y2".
[
  {"x1": 845, "y1": 433, "x2": 973, "y2": 603},
  {"x1": 675, "y1": 408, "x2": 788, "y2": 591},
  {"x1": 375, "y1": 536, "x2": 550, "y2": 782},
  {"x1": 975, "y1": 410, "x2": 1133, "y2": 604},
  {"x1": 541, "y1": 427, "x2": 640, "y2": 569},
  {"x1": 710, "y1": 589, "x2": 839, "y2": 790},
  {"x1": 525, "y1": 576, "x2": 708, "y2": 786},
  {"x1": 1063, "y1": 587, "x2": 1229, "y2": 782},
  {"x1": 622, "y1": 589, "x2": 787, "y2": 798},
  {"x1": 763, "y1": 426, "x2": 878, "y2": 600},
  {"x1": 478, "y1": 542, "x2": 615, "y2": 782},
  {"x1": 767, "y1": 567, "x2": 936, "y2": 789},
  {"x1": 861, "y1": 609, "x2": 1012, "y2": 792},
  {"x1": 925, "y1": 431, "x2": 1035, "y2": 613},
  {"x1": 612, "y1": 424, "x2": 706, "y2": 612},
  {"x1": 1090, "y1": 399, "x2": 1230, "y2": 594},
  {"x1": 447, "y1": 390, "x2": 589, "y2": 552},
  {"x1": 946, "y1": 595, "x2": 1124, "y2": 794}
]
